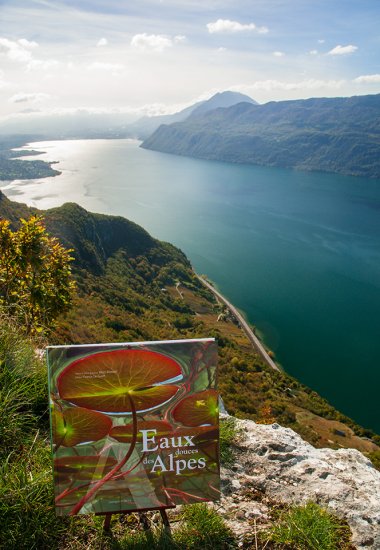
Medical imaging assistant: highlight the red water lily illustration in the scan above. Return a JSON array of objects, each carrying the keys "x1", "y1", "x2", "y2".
[
  {"x1": 172, "y1": 389, "x2": 219, "y2": 426},
  {"x1": 53, "y1": 406, "x2": 112, "y2": 447},
  {"x1": 57, "y1": 349, "x2": 182, "y2": 412}
]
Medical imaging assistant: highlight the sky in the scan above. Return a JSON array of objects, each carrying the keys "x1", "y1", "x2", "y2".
[{"x1": 0, "y1": 0, "x2": 380, "y2": 121}]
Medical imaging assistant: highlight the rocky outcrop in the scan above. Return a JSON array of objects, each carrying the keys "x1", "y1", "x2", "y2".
[{"x1": 219, "y1": 417, "x2": 380, "y2": 548}]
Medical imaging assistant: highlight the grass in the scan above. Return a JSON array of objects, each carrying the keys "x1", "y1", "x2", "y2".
[
  {"x1": 0, "y1": 438, "x2": 67, "y2": 550},
  {"x1": 0, "y1": 314, "x2": 64, "y2": 549},
  {"x1": 367, "y1": 450, "x2": 380, "y2": 471},
  {"x1": 174, "y1": 503, "x2": 236, "y2": 549},
  {"x1": 262, "y1": 502, "x2": 352, "y2": 550},
  {"x1": 220, "y1": 416, "x2": 241, "y2": 467}
]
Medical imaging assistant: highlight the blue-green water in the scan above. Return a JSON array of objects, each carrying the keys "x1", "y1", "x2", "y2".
[{"x1": 3, "y1": 139, "x2": 380, "y2": 432}]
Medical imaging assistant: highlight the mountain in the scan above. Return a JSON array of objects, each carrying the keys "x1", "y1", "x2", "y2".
[
  {"x1": 127, "y1": 91, "x2": 257, "y2": 139},
  {"x1": 142, "y1": 93, "x2": 380, "y2": 178},
  {"x1": 190, "y1": 91, "x2": 257, "y2": 118}
]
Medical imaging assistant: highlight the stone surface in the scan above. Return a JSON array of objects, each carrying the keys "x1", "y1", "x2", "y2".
[{"x1": 219, "y1": 417, "x2": 380, "y2": 549}]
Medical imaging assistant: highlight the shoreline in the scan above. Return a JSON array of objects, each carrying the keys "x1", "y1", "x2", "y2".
[{"x1": 197, "y1": 275, "x2": 281, "y2": 372}]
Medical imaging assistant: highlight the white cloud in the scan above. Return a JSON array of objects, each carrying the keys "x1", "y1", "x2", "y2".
[
  {"x1": 309, "y1": 50, "x2": 318, "y2": 55},
  {"x1": 353, "y1": 74, "x2": 380, "y2": 84},
  {"x1": 207, "y1": 19, "x2": 268, "y2": 34},
  {"x1": 232, "y1": 79, "x2": 345, "y2": 93},
  {"x1": 0, "y1": 37, "x2": 33, "y2": 62},
  {"x1": 273, "y1": 51, "x2": 284, "y2": 57},
  {"x1": 0, "y1": 68, "x2": 11, "y2": 90},
  {"x1": 97, "y1": 38, "x2": 108, "y2": 47},
  {"x1": 131, "y1": 33, "x2": 174, "y2": 53},
  {"x1": 318, "y1": 39, "x2": 325, "y2": 44},
  {"x1": 87, "y1": 62, "x2": 124, "y2": 72},
  {"x1": 174, "y1": 35, "x2": 187, "y2": 44},
  {"x1": 328, "y1": 44, "x2": 358, "y2": 55},
  {"x1": 27, "y1": 59, "x2": 59, "y2": 71},
  {"x1": 9, "y1": 92, "x2": 50, "y2": 104},
  {"x1": 18, "y1": 38, "x2": 38, "y2": 49}
]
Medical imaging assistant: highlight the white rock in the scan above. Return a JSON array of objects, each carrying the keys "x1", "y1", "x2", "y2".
[{"x1": 221, "y1": 418, "x2": 380, "y2": 549}]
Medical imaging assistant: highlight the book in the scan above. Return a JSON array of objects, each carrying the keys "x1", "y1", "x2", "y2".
[{"x1": 47, "y1": 338, "x2": 219, "y2": 515}]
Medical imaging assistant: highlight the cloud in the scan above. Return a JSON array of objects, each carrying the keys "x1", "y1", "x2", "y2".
[
  {"x1": 97, "y1": 38, "x2": 108, "y2": 47},
  {"x1": 232, "y1": 79, "x2": 345, "y2": 93},
  {"x1": 9, "y1": 92, "x2": 50, "y2": 104},
  {"x1": 353, "y1": 74, "x2": 380, "y2": 84},
  {"x1": 27, "y1": 59, "x2": 59, "y2": 71},
  {"x1": 0, "y1": 37, "x2": 33, "y2": 62},
  {"x1": 273, "y1": 51, "x2": 284, "y2": 57},
  {"x1": 174, "y1": 35, "x2": 186, "y2": 43},
  {"x1": 318, "y1": 39, "x2": 325, "y2": 44},
  {"x1": 207, "y1": 19, "x2": 268, "y2": 34},
  {"x1": 130, "y1": 33, "x2": 175, "y2": 53},
  {"x1": 18, "y1": 38, "x2": 38, "y2": 49},
  {"x1": 87, "y1": 62, "x2": 124, "y2": 73},
  {"x1": 328, "y1": 44, "x2": 358, "y2": 55},
  {"x1": 309, "y1": 50, "x2": 318, "y2": 55},
  {"x1": 0, "y1": 68, "x2": 11, "y2": 90}
]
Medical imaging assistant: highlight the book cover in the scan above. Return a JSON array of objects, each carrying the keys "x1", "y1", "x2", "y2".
[{"x1": 47, "y1": 338, "x2": 219, "y2": 515}]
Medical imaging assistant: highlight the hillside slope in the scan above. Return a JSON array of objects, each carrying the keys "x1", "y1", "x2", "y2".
[{"x1": 142, "y1": 93, "x2": 380, "y2": 178}]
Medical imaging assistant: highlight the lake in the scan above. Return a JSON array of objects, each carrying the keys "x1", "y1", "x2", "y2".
[{"x1": 2, "y1": 138, "x2": 380, "y2": 433}]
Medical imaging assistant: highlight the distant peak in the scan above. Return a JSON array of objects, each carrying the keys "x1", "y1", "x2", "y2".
[
  {"x1": 190, "y1": 90, "x2": 257, "y2": 118},
  {"x1": 206, "y1": 90, "x2": 257, "y2": 104}
]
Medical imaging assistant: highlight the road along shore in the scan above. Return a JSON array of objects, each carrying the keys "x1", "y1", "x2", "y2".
[{"x1": 197, "y1": 275, "x2": 281, "y2": 372}]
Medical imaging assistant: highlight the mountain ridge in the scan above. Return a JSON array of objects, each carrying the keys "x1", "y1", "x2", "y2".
[
  {"x1": 142, "y1": 93, "x2": 380, "y2": 178},
  {"x1": 128, "y1": 91, "x2": 257, "y2": 139}
]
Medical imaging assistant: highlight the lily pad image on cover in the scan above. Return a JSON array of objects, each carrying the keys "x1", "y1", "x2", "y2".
[{"x1": 47, "y1": 339, "x2": 219, "y2": 515}]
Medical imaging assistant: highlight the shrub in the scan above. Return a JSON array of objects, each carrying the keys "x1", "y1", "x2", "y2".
[{"x1": 0, "y1": 216, "x2": 75, "y2": 334}]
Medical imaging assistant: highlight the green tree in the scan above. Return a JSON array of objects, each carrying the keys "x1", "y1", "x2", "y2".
[{"x1": 0, "y1": 216, "x2": 75, "y2": 333}]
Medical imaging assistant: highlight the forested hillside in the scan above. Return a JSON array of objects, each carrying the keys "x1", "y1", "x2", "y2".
[{"x1": 142, "y1": 93, "x2": 380, "y2": 178}]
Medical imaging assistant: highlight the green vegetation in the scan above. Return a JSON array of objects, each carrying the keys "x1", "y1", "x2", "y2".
[
  {"x1": 0, "y1": 216, "x2": 75, "y2": 334},
  {"x1": 142, "y1": 93, "x2": 380, "y2": 178},
  {"x1": 262, "y1": 502, "x2": 352, "y2": 550},
  {"x1": 367, "y1": 450, "x2": 380, "y2": 471},
  {"x1": 175, "y1": 503, "x2": 235, "y2": 549},
  {"x1": 220, "y1": 416, "x2": 241, "y2": 466},
  {"x1": 0, "y1": 315, "x2": 62, "y2": 550}
]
